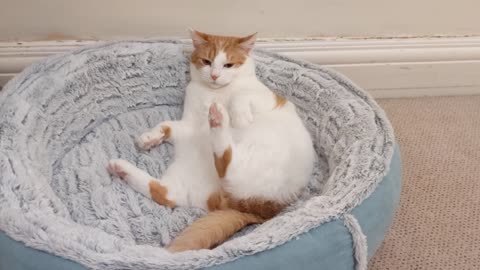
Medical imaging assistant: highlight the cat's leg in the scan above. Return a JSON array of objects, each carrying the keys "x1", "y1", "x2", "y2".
[
  {"x1": 208, "y1": 103, "x2": 234, "y2": 179},
  {"x1": 137, "y1": 121, "x2": 190, "y2": 150},
  {"x1": 107, "y1": 159, "x2": 176, "y2": 207}
]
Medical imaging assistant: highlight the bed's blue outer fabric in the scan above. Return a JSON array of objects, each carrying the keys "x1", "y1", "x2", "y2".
[{"x1": 0, "y1": 146, "x2": 401, "y2": 270}]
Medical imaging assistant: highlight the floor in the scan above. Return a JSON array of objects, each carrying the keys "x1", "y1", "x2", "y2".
[{"x1": 369, "y1": 95, "x2": 480, "y2": 270}]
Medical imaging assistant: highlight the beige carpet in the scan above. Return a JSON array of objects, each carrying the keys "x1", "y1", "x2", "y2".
[{"x1": 369, "y1": 95, "x2": 480, "y2": 270}]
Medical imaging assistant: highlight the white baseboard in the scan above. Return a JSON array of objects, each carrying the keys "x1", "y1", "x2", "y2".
[{"x1": 2, "y1": 37, "x2": 480, "y2": 98}]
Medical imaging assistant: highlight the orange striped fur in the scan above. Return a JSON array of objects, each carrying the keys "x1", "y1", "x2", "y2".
[
  {"x1": 149, "y1": 181, "x2": 176, "y2": 208},
  {"x1": 274, "y1": 93, "x2": 287, "y2": 108},
  {"x1": 161, "y1": 125, "x2": 171, "y2": 140},
  {"x1": 167, "y1": 209, "x2": 263, "y2": 252},
  {"x1": 214, "y1": 146, "x2": 233, "y2": 178},
  {"x1": 168, "y1": 190, "x2": 286, "y2": 252},
  {"x1": 190, "y1": 30, "x2": 255, "y2": 69}
]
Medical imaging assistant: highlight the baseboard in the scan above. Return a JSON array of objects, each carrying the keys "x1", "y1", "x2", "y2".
[{"x1": 1, "y1": 37, "x2": 480, "y2": 98}]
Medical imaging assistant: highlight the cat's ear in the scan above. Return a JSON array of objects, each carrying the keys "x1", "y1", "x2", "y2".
[
  {"x1": 189, "y1": 28, "x2": 208, "y2": 49},
  {"x1": 238, "y1": 33, "x2": 257, "y2": 53}
]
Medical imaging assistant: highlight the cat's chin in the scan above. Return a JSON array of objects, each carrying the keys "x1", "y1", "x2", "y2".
[{"x1": 207, "y1": 81, "x2": 229, "y2": 90}]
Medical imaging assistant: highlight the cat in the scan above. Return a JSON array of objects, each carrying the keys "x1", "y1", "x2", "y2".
[{"x1": 107, "y1": 30, "x2": 315, "y2": 252}]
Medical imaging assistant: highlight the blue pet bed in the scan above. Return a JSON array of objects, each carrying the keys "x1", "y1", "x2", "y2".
[{"x1": 0, "y1": 41, "x2": 401, "y2": 270}]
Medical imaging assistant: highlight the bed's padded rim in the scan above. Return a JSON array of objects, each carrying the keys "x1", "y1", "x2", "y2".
[{"x1": 0, "y1": 146, "x2": 401, "y2": 270}]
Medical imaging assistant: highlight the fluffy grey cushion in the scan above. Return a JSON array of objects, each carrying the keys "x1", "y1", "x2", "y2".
[{"x1": 0, "y1": 41, "x2": 394, "y2": 269}]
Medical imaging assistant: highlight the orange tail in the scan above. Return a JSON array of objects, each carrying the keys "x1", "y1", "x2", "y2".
[{"x1": 167, "y1": 209, "x2": 264, "y2": 252}]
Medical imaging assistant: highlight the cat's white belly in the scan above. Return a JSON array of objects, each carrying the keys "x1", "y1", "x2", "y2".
[{"x1": 225, "y1": 110, "x2": 315, "y2": 203}]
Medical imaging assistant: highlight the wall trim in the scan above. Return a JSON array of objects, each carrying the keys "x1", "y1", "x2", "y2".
[{"x1": 2, "y1": 37, "x2": 480, "y2": 98}]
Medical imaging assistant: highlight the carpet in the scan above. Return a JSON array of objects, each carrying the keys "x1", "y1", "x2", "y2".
[{"x1": 369, "y1": 95, "x2": 480, "y2": 270}]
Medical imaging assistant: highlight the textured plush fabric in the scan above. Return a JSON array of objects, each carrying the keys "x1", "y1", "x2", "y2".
[
  {"x1": 0, "y1": 41, "x2": 394, "y2": 269},
  {"x1": 0, "y1": 147, "x2": 402, "y2": 270}
]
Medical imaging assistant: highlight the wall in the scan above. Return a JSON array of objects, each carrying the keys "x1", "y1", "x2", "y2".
[
  {"x1": 1, "y1": 0, "x2": 480, "y2": 41},
  {"x1": 2, "y1": 1, "x2": 480, "y2": 97}
]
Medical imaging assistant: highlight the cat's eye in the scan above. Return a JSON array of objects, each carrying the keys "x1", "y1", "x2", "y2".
[
  {"x1": 202, "y1": 59, "x2": 211, "y2": 66},
  {"x1": 224, "y1": 63, "x2": 234, "y2": 68}
]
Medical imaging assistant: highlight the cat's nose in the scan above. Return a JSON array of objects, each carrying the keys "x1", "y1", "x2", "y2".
[{"x1": 211, "y1": 74, "x2": 219, "y2": 81}]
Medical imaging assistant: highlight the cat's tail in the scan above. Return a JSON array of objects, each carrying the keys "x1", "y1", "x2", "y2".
[{"x1": 167, "y1": 209, "x2": 264, "y2": 252}]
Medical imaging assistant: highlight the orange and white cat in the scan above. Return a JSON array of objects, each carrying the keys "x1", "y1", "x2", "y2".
[{"x1": 107, "y1": 30, "x2": 315, "y2": 252}]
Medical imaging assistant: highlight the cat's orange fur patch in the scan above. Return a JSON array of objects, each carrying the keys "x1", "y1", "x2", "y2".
[
  {"x1": 214, "y1": 146, "x2": 232, "y2": 178},
  {"x1": 274, "y1": 93, "x2": 287, "y2": 109},
  {"x1": 191, "y1": 31, "x2": 254, "y2": 69},
  {"x1": 209, "y1": 190, "x2": 286, "y2": 219},
  {"x1": 226, "y1": 196, "x2": 286, "y2": 220},
  {"x1": 167, "y1": 209, "x2": 263, "y2": 252},
  {"x1": 149, "y1": 181, "x2": 176, "y2": 208},
  {"x1": 161, "y1": 125, "x2": 171, "y2": 140},
  {"x1": 169, "y1": 191, "x2": 286, "y2": 252},
  {"x1": 207, "y1": 191, "x2": 226, "y2": 211}
]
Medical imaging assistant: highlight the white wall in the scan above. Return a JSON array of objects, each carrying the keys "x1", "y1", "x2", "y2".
[{"x1": 1, "y1": 0, "x2": 479, "y2": 41}]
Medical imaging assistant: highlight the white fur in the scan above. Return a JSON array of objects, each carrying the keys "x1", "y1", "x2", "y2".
[
  {"x1": 108, "y1": 159, "x2": 153, "y2": 198},
  {"x1": 198, "y1": 51, "x2": 240, "y2": 89},
  {"x1": 109, "y1": 48, "x2": 315, "y2": 209}
]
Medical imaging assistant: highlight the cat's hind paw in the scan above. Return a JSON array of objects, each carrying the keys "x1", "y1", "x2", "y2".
[{"x1": 107, "y1": 159, "x2": 129, "y2": 179}]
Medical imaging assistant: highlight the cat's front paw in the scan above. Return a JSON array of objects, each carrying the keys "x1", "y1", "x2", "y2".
[
  {"x1": 136, "y1": 125, "x2": 170, "y2": 150},
  {"x1": 229, "y1": 100, "x2": 254, "y2": 128},
  {"x1": 136, "y1": 132, "x2": 162, "y2": 150}
]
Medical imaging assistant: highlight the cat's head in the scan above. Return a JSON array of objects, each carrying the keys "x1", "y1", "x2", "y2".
[{"x1": 189, "y1": 29, "x2": 257, "y2": 89}]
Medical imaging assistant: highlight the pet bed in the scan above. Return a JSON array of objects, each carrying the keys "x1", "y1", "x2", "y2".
[{"x1": 0, "y1": 41, "x2": 401, "y2": 270}]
